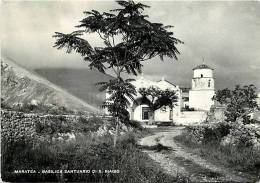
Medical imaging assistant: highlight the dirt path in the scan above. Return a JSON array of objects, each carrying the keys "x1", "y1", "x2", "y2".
[{"x1": 139, "y1": 127, "x2": 254, "y2": 183}]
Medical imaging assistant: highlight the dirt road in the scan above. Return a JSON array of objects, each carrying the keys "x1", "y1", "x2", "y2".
[{"x1": 139, "y1": 127, "x2": 254, "y2": 183}]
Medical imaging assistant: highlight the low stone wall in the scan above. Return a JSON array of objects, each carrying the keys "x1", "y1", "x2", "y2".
[
  {"x1": 0, "y1": 110, "x2": 93, "y2": 143},
  {"x1": 173, "y1": 111, "x2": 207, "y2": 125},
  {"x1": 0, "y1": 110, "x2": 132, "y2": 144}
]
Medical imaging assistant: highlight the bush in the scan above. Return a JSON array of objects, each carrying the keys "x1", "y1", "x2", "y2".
[
  {"x1": 222, "y1": 123, "x2": 260, "y2": 148},
  {"x1": 213, "y1": 85, "x2": 258, "y2": 124},
  {"x1": 175, "y1": 121, "x2": 260, "y2": 174},
  {"x1": 129, "y1": 120, "x2": 143, "y2": 130},
  {"x1": 183, "y1": 122, "x2": 231, "y2": 145},
  {"x1": 76, "y1": 115, "x2": 105, "y2": 133}
]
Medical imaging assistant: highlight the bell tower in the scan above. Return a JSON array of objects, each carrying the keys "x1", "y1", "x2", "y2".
[{"x1": 189, "y1": 64, "x2": 215, "y2": 111}]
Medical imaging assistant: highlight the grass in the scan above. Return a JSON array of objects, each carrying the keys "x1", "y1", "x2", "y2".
[
  {"x1": 2, "y1": 130, "x2": 190, "y2": 183},
  {"x1": 174, "y1": 130, "x2": 260, "y2": 179},
  {"x1": 172, "y1": 156, "x2": 223, "y2": 179},
  {"x1": 139, "y1": 143, "x2": 172, "y2": 152}
]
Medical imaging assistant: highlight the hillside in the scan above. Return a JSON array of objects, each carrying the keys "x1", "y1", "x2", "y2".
[
  {"x1": 35, "y1": 68, "x2": 113, "y2": 108},
  {"x1": 1, "y1": 56, "x2": 100, "y2": 113}
]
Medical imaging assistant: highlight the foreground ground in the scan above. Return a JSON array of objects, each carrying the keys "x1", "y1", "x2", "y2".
[{"x1": 139, "y1": 127, "x2": 257, "y2": 183}]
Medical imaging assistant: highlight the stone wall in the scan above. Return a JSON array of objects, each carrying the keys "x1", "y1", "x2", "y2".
[
  {"x1": 0, "y1": 110, "x2": 93, "y2": 143},
  {"x1": 173, "y1": 111, "x2": 207, "y2": 125}
]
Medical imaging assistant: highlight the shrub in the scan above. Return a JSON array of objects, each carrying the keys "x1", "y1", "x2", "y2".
[
  {"x1": 183, "y1": 121, "x2": 231, "y2": 145},
  {"x1": 76, "y1": 115, "x2": 105, "y2": 133},
  {"x1": 213, "y1": 85, "x2": 258, "y2": 124},
  {"x1": 222, "y1": 123, "x2": 260, "y2": 148},
  {"x1": 175, "y1": 121, "x2": 260, "y2": 174},
  {"x1": 129, "y1": 120, "x2": 143, "y2": 130}
]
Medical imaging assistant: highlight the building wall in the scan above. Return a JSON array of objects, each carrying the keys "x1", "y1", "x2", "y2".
[
  {"x1": 132, "y1": 104, "x2": 149, "y2": 122},
  {"x1": 154, "y1": 106, "x2": 172, "y2": 122},
  {"x1": 189, "y1": 90, "x2": 215, "y2": 111},
  {"x1": 131, "y1": 104, "x2": 179, "y2": 122},
  {"x1": 192, "y1": 77, "x2": 214, "y2": 90},
  {"x1": 173, "y1": 111, "x2": 207, "y2": 125},
  {"x1": 212, "y1": 106, "x2": 226, "y2": 121}
]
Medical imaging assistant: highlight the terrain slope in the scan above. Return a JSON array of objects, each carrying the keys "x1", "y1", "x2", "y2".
[
  {"x1": 1, "y1": 56, "x2": 100, "y2": 113},
  {"x1": 35, "y1": 68, "x2": 113, "y2": 108}
]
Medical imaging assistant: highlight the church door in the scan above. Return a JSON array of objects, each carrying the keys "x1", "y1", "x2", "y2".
[{"x1": 142, "y1": 107, "x2": 150, "y2": 120}]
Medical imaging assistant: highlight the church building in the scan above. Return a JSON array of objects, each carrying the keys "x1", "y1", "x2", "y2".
[
  {"x1": 105, "y1": 64, "x2": 215, "y2": 125},
  {"x1": 128, "y1": 76, "x2": 181, "y2": 123}
]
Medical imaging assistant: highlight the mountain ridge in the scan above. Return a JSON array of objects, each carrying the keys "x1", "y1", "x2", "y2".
[
  {"x1": 35, "y1": 67, "x2": 114, "y2": 108},
  {"x1": 1, "y1": 56, "x2": 101, "y2": 113}
]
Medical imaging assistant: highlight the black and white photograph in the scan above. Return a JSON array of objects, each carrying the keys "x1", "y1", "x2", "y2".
[{"x1": 1, "y1": 0, "x2": 260, "y2": 182}]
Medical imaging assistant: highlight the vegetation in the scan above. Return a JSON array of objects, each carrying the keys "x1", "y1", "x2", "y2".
[
  {"x1": 175, "y1": 126, "x2": 260, "y2": 176},
  {"x1": 53, "y1": 0, "x2": 182, "y2": 146},
  {"x1": 1, "y1": 115, "x2": 189, "y2": 182},
  {"x1": 213, "y1": 84, "x2": 258, "y2": 124},
  {"x1": 139, "y1": 86, "x2": 178, "y2": 124},
  {"x1": 3, "y1": 102, "x2": 75, "y2": 115},
  {"x1": 175, "y1": 115, "x2": 260, "y2": 179},
  {"x1": 175, "y1": 84, "x2": 260, "y2": 180}
]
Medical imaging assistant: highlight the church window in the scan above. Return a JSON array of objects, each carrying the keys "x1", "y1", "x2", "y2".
[
  {"x1": 201, "y1": 74, "x2": 203, "y2": 78},
  {"x1": 142, "y1": 107, "x2": 149, "y2": 120},
  {"x1": 208, "y1": 80, "x2": 211, "y2": 87}
]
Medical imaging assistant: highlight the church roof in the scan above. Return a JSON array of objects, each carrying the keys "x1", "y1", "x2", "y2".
[
  {"x1": 192, "y1": 64, "x2": 213, "y2": 70},
  {"x1": 157, "y1": 77, "x2": 176, "y2": 87},
  {"x1": 132, "y1": 75, "x2": 178, "y2": 90}
]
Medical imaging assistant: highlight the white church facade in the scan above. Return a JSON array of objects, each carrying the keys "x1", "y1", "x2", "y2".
[
  {"x1": 105, "y1": 64, "x2": 216, "y2": 125},
  {"x1": 128, "y1": 76, "x2": 181, "y2": 123}
]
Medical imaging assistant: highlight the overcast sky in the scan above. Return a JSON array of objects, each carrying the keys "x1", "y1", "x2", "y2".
[{"x1": 1, "y1": 0, "x2": 260, "y2": 89}]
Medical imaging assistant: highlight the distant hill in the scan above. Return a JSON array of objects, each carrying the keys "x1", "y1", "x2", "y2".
[
  {"x1": 1, "y1": 56, "x2": 100, "y2": 113},
  {"x1": 35, "y1": 68, "x2": 113, "y2": 108}
]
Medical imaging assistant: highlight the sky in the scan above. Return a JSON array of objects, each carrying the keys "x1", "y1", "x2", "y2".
[{"x1": 1, "y1": 0, "x2": 260, "y2": 89}]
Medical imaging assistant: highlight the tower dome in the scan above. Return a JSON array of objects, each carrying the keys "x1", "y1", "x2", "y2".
[
  {"x1": 192, "y1": 64, "x2": 214, "y2": 80},
  {"x1": 192, "y1": 64, "x2": 213, "y2": 70}
]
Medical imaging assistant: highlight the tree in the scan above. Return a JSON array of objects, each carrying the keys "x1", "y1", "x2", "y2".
[
  {"x1": 139, "y1": 86, "x2": 178, "y2": 124},
  {"x1": 213, "y1": 84, "x2": 258, "y2": 124},
  {"x1": 53, "y1": 0, "x2": 182, "y2": 146}
]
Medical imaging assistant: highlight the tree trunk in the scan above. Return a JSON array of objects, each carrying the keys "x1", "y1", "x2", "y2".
[
  {"x1": 113, "y1": 117, "x2": 119, "y2": 147},
  {"x1": 148, "y1": 110, "x2": 155, "y2": 125}
]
